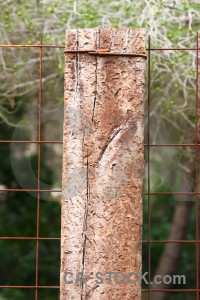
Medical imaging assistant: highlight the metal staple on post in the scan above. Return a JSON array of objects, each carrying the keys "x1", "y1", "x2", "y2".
[{"x1": 64, "y1": 48, "x2": 147, "y2": 59}]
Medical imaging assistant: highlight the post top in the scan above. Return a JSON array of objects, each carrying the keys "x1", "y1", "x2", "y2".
[{"x1": 65, "y1": 28, "x2": 146, "y2": 54}]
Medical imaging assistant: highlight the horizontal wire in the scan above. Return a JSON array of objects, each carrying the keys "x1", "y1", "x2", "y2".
[
  {"x1": 143, "y1": 192, "x2": 196, "y2": 195},
  {"x1": 0, "y1": 44, "x2": 65, "y2": 49},
  {"x1": 0, "y1": 189, "x2": 198, "y2": 195},
  {"x1": 144, "y1": 144, "x2": 200, "y2": 147},
  {"x1": 0, "y1": 189, "x2": 62, "y2": 192},
  {"x1": 0, "y1": 237, "x2": 199, "y2": 243},
  {"x1": 0, "y1": 44, "x2": 200, "y2": 51},
  {"x1": 0, "y1": 237, "x2": 60, "y2": 240},
  {"x1": 142, "y1": 240, "x2": 200, "y2": 243},
  {"x1": 147, "y1": 48, "x2": 200, "y2": 51},
  {"x1": 0, "y1": 286, "x2": 198, "y2": 292},
  {"x1": 0, "y1": 141, "x2": 199, "y2": 147},
  {"x1": 142, "y1": 289, "x2": 199, "y2": 292},
  {"x1": 0, "y1": 140, "x2": 63, "y2": 144},
  {"x1": 0, "y1": 286, "x2": 60, "y2": 289}
]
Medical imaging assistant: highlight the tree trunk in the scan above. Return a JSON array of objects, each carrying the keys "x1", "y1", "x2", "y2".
[
  {"x1": 151, "y1": 151, "x2": 196, "y2": 300},
  {"x1": 61, "y1": 28, "x2": 146, "y2": 300}
]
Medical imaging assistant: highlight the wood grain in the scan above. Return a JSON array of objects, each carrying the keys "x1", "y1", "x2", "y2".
[{"x1": 61, "y1": 28, "x2": 146, "y2": 300}]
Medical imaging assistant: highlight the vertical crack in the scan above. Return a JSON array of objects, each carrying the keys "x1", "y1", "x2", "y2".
[
  {"x1": 73, "y1": 29, "x2": 86, "y2": 299},
  {"x1": 81, "y1": 150, "x2": 90, "y2": 299},
  {"x1": 91, "y1": 55, "x2": 97, "y2": 122},
  {"x1": 81, "y1": 29, "x2": 99, "y2": 299},
  {"x1": 73, "y1": 29, "x2": 79, "y2": 105},
  {"x1": 92, "y1": 29, "x2": 99, "y2": 122}
]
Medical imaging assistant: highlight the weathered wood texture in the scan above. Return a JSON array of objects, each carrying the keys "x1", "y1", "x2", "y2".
[{"x1": 61, "y1": 28, "x2": 145, "y2": 300}]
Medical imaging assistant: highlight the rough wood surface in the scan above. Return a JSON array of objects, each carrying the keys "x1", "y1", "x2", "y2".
[{"x1": 61, "y1": 28, "x2": 145, "y2": 300}]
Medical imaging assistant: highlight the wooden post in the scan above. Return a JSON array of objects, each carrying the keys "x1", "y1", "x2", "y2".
[{"x1": 61, "y1": 28, "x2": 146, "y2": 299}]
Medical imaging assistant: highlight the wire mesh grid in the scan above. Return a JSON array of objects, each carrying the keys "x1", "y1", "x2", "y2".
[{"x1": 0, "y1": 33, "x2": 199, "y2": 300}]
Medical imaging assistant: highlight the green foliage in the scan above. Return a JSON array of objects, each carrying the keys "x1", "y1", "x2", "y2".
[{"x1": 0, "y1": 122, "x2": 60, "y2": 300}]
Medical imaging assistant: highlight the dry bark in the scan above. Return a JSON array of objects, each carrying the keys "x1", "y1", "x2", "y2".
[{"x1": 61, "y1": 28, "x2": 146, "y2": 300}]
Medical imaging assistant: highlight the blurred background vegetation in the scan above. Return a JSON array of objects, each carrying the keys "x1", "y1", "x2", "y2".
[{"x1": 0, "y1": 0, "x2": 200, "y2": 299}]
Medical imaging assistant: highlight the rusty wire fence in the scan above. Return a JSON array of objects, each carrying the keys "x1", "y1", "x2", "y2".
[{"x1": 0, "y1": 33, "x2": 199, "y2": 300}]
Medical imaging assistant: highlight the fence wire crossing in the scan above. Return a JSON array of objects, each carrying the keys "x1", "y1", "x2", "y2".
[{"x1": 0, "y1": 33, "x2": 199, "y2": 300}]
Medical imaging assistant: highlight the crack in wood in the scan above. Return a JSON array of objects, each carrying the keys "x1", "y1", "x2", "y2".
[
  {"x1": 81, "y1": 30, "x2": 99, "y2": 299},
  {"x1": 81, "y1": 152, "x2": 90, "y2": 299},
  {"x1": 92, "y1": 29, "x2": 99, "y2": 123},
  {"x1": 98, "y1": 127, "x2": 123, "y2": 165},
  {"x1": 73, "y1": 29, "x2": 79, "y2": 106},
  {"x1": 98, "y1": 117, "x2": 137, "y2": 166}
]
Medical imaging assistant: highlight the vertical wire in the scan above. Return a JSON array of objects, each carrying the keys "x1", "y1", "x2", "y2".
[
  {"x1": 196, "y1": 31, "x2": 199, "y2": 300},
  {"x1": 148, "y1": 35, "x2": 151, "y2": 299},
  {"x1": 35, "y1": 36, "x2": 42, "y2": 300}
]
